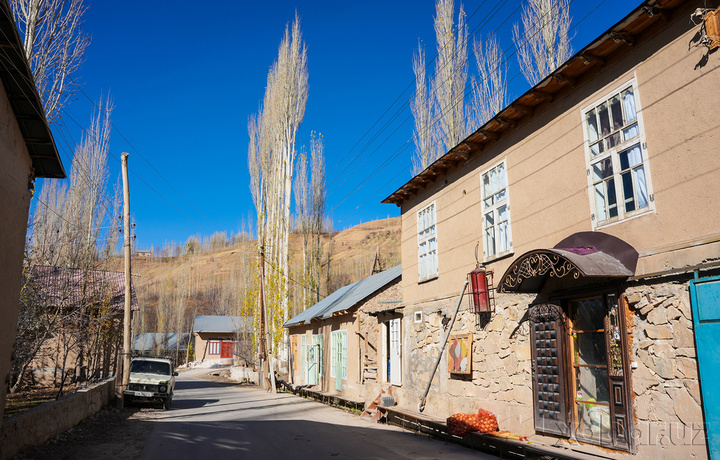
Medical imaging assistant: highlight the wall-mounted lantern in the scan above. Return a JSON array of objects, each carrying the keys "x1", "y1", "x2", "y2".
[{"x1": 468, "y1": 264, "x2": 494, "y2": 314}]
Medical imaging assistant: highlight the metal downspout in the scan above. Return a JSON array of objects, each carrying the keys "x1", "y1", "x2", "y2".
[{"x1": 418, "y1": 280, "x2": 469, "y2": 412}]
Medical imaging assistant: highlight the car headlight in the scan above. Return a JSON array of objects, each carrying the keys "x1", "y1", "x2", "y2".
[{"x1": 159, "y1": 385, "x2": 167, "y2": 393}]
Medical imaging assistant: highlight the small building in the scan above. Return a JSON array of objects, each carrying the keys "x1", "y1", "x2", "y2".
[
  {"x1": 0, "y1": 0, "x2": 65, "y2": 421},
  {"x1": 20, "y1": 266, "x2": 139, "y2": 385},
  {"x1": 193, "y1": 315, "x2": 252, "y2": 365},
  {"x1": 382, "y1": 1, "x2": 719, "y2": 458},
  {"x1": 284, "y1": 265, "x2": 402, "y2": 403},
  {"x1": 132, "y1": 332, "x2": 190, "y2": 363}
]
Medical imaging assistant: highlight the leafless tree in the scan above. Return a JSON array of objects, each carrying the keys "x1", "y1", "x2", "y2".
[
  {"x1": 248, "y1": 14, "x2": 308, "y2": 351},
  {"x1": 411, "y1": 0, "x2": 468, "y2": 172},
  {"x1": 512, "y1": 0, "x2": 572, "y2": 86},
  {"x1": 411, "y1": 43, "x2": 434, "y2": 175},
  {"x1": 468, "y1": 33, "x2": 507, "y2": 131},
  {"x1": 432, "y1": 0, "x2": 468, "y2": 154},
  {"x1": 10, "y1": 0, "x2": 90, "y2": 123}
]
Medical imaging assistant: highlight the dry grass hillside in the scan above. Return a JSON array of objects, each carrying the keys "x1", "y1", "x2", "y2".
[{"x1": 122, "y1": 217, "x2": 401, "y2": 338}]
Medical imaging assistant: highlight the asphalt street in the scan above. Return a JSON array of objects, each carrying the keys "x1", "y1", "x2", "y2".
[{"x1": 136, "y1": 369, "x2": 497, "y2": 459}]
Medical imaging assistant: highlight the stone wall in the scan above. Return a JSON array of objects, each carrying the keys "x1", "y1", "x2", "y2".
[
  {"x1": 397, "y1": 280, "x2": 709, "y2": 459},
  {"x1": 625, "y1": 281, "x2": 707, "y2": 459},
  {"x1": 0, "y1": 377, "x2": 116, "y2": 459},
  {"x1": 398, "y1": 293, "x2": 536, "y2": 432}
]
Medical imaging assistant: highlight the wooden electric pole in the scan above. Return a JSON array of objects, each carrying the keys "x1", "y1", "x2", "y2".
[
  {"x1": 257, "y1": 246, "x2": 275, "y2": 392},
  {"x1": 118, "y1": 152, "x2": 132, "y2": 407}
]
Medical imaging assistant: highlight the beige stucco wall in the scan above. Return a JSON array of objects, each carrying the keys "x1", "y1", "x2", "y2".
[
  {"x1": 399, "y1": 11, "x2": 720, "y2": 306},
  {"x1": 0, "y1": 81, "x2": 35, "y2": 422}
]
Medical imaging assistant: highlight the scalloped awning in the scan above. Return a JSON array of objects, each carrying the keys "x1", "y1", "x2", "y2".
[{"x1": 498, "y1": 232, "x2": 638, "y2": 293}]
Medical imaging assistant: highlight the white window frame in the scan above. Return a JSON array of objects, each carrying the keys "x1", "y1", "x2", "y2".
[
  {"x1": 480, "y1": 159, "x2": 512, "y2": 260},
  {"x1": 208, "y1": 339, "x2": 221, "y2": 355},
  {"x1": 330, "y1": 330, "x2": 347, "y2": 380},
  {"x1": 417, "y1": 202, "x2": 438, "y2": 281},
  {"x1": 581, "y1": 78, "x2": 655, "y2": 229}
]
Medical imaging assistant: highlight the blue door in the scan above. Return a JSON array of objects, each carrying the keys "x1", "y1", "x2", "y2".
[{"x1": 689, "y1": 275, "x2": 720, "y2": 460}]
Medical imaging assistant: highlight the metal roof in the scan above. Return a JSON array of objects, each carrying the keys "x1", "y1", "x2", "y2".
[
  {"x1": 383, "y1": 0, "x2": 686, "y2": 206},
  {"x1": 498, "y1": 232, "x2": 638, "y2": 293},
  {"x1": 193, "y1": 315, "x2": 251, "y2": 333},
  {"x1": 133, "y1": 333, "x2": 190, "y2": 352},
  {"x1": 0, "y1": 0, "x2": 64, "y2": 178},
  {"x1": 284, "y1": 265, "x2": 402, "y2": 327},
  {"x1": 30, "y1": 265, "x2": 139, "y2": 312}
]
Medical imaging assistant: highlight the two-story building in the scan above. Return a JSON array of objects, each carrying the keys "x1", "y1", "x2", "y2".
[{"x1": 383, "y1": 1, "x2": 719, "y2": 458}]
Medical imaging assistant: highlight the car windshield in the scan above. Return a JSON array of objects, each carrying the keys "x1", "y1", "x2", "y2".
[{"x1": 130, "y1": 360, "x2": 171, "y2": 375}]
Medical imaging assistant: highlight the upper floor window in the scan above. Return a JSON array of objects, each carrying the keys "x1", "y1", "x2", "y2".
[
  {"x1": 481, "y1": 160, "x2": 512, "y2": 259},
  {"x1": 583, "y1": 80, "x2": 653, "y2": 227},
  {"x1": 417, "y1": 203, "x2": 437, "y2": 281}
]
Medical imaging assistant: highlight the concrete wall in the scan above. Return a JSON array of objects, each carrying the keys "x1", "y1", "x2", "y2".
[
  {"x1": 0, "y1": 79, "x2": 35, "y2": 423},
  {"x1": 0, "y1": 377, "x2": 116, "y2": 459}
]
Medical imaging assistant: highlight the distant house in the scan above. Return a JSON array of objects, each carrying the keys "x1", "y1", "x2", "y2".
[
  {"x1": 133, "y1": 332, "x2": 190, "y2": 362},
  {"x1": 23, "y1": 266, "x2": 139, "y2": 384},
  {"x1": 193, "y1": 315, "x2": 252, "y2": 364},
  {"x1": 0, "y1": 0, "x2": 65, "y2": 421},
  {"x1": 284, "y1": 265, "x2": 402, "y2": 403},
  {"x1": 382, "y1": 1, "x2": 719, "y2": 458}
]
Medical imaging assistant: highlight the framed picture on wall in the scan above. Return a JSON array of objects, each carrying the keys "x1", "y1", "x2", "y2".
[{"x1": 448, "y1": 333, "x2": 472, "y2": 375}]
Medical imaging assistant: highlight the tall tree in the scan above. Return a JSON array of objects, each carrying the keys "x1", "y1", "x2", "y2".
[
  {"x1": 11, "y1": 0, "x2": 90, "y2": 123},
  {"x1": 248, "y1": 14, "x2": 308, "y2": 351},
  {"x1": 411, "y1": 43, "x2": 434, "y2": 175},
  {"x1": 432, "y1": 0, "x2": 468, "y2": 154},
  {"x1": 411, "y1": 0, "x2": 468, "y2": 173},
  {"x1": 512, "y1": 0, "x2": 572, "y2": 86},
  {"x1": 468, "y1": 33, "x2": 507, "y2": 131}
]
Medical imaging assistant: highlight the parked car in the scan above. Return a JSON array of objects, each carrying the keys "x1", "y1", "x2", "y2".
[{"x1": 124, "y1": 357, "x2": 177, "y2": 409}]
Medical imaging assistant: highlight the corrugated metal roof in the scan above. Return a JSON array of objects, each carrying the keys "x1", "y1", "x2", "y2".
[
  {"x1": 284, "y1": 265, "x2": 402, "y2": 327},
  {"x1": 133, "y1": 333, "x2": 190, "y2": 352},
  {"x1": 193, "y1": 315, "x2": 251, "y2": 333},
  {"x1": 30, "y1": 266, "x2": 139, "y2": 312}
]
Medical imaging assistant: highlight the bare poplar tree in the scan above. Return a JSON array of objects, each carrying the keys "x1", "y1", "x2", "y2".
[
  {"x1": 512, "y1": 0, "x2": 572, "y2": 86},
  {"x1": 432, "y1": 0, "x2": 468, "y2": 154},
  {"x1": 411, "y1": 0, "x2": 468, "y2": 172},
  {"x1": 11, "y1": 0, "x2": 90, "y2": 123},
  {"x1": 309, "y1": 132, "x2": 326, "y2": 304},
  {"x1": 411, "y1": 43, "x2": 434, "y2": 175},
  {"x1": 468, "y1": 33, "x2": 507, "y2": 131},
  {"x1": 248, "y1": 14, "x2": 308, "y2": 351}
]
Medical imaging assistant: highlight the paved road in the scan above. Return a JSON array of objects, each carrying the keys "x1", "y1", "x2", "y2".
[{"x1": 137, "y1": 370, "x2": 496, "y2": 459}]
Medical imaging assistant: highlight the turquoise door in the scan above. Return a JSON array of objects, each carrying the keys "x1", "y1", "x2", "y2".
[{"x1": 689, "y1": 275, "x2": 720, "y2": 460}]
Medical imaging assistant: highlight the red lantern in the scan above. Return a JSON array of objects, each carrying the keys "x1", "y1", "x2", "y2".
[{"x1": 468, "y1": 265, "x2": 493, "y2": 313}]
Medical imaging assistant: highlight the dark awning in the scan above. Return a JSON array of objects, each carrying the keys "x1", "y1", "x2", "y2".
[{"x1": 498, "y1": 232, "x2": 638, "y2": 293}]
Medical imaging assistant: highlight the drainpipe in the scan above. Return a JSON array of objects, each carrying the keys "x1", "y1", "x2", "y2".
[{"x1": 418, "y1": 280, "x2": 469, "y2": 413}]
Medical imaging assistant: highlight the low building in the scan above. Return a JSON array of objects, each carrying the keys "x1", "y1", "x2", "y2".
[
  {"x1": 193, "y1": 315, "x2": 252, "y2": 365},
  {"x1": 132, "y1": 332, "x2": 190, "y2": 364},
  {"x1": 284, "y1": 265, "x2": 402, "y2": 403}
]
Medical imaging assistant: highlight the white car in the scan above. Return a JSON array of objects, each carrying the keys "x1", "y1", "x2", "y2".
[{"x1": 124, "y1": 357, "x2": 177, "y2": 410}]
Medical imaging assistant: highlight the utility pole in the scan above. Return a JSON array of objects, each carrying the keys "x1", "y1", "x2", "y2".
[
  {"x1": 257, "y1": 246, "x2": 275, "y2": 393},
  {"x1": 118, "y1": 152, "x2": 132, "y2": 407}
]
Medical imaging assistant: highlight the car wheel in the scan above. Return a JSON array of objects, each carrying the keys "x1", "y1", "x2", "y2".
[{"x1": 163, "y1": 395, "x2": 172, "y2": 410}]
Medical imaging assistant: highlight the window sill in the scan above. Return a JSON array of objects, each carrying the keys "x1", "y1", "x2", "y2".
[
  {"x1": 594, "y1": 207, "x2": 654, "y2": 230},
  {"x1": 418, "y1": 274, "x2": 438, "y2": 284},
  {"x1": 483, "y1": 251, "x2": 515, "y2": 264}
]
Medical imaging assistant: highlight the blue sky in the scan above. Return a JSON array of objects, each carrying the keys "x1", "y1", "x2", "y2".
[{"x1": 42, "y1": 0, "x2": 638, "y2": 250}]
